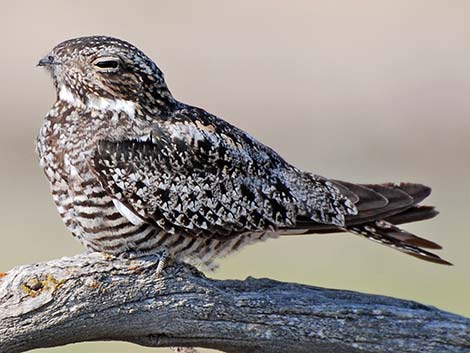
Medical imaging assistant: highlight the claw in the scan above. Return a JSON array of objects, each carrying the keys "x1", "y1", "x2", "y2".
[{"x1": 155, "y1": 250, "x2": 169, "y2": 277}]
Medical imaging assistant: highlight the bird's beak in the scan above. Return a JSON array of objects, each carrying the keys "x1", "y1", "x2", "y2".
[{"x1": 37, "y1": 55, "x2": 60, "y2": 67}]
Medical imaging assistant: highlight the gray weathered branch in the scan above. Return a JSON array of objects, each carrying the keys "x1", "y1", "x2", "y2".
[{"x1": 0, "y1": 253, "x2": 468, "y2": 353}]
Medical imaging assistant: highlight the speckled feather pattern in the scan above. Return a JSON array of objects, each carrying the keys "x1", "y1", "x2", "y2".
[
  {"x1": 36, "y1": 36, "x2": 450, "y2": 267},
  {"x1": 92, "y1": 108, "x2": 357, "y2": 235}
]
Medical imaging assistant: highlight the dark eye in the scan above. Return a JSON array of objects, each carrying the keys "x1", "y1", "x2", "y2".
[
  {"x1": 93, "y1": 57, "x2": 120, "y2": 71},
  {"x1": 96, "y1": 60, "x2": 118, "y2": 69}
]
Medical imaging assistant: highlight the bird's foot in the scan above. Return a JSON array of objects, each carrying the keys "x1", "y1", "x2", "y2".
[{"x1": 155, "y1": 249, "x2": 169, "y2": 278}]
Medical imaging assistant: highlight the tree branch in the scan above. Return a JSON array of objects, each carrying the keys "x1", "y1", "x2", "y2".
[{"x1": 0, "y1": 253, "x2": 468, "y2": 353}]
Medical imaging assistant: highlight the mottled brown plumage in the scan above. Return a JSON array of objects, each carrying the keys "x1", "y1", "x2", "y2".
[{"x1": 36, "y1": 36, "x2": 451, "y2": 269}]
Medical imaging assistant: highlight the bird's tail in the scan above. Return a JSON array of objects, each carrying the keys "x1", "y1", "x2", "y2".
[
  {"x1": 282, "y1": 181, "x2": 452, "y2": 265},
  {"x1": 345, "y1": 219, "x2": 451, "y2": 265},
  {"x1": 341, "y1": 182, "x2": 451, "y2": 265}
]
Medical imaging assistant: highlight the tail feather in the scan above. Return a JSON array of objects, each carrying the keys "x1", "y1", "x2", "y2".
[
  {"x1": 282, "y1": 181, "x2": 451, "y2": 265},
  {"x1": 318, "y1": 181, "x2": 430, "y2": 226},
  {"x1": 347, "y1": 221, "x2": 451, "y2": 265}
]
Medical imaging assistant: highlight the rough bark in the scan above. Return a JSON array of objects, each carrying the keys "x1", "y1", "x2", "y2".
[{"x1": 0, "y1": 253, "x2": 468, "y2": 353}]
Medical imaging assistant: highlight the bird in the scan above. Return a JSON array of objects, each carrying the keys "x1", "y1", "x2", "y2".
[{"x1": 36, "y1": 35, "x2": 451, "y2": 271}]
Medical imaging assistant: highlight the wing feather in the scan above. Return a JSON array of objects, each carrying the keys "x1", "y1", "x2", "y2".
[{"x1": 90, "y1": 109, "x2": 355, "y2": 237}]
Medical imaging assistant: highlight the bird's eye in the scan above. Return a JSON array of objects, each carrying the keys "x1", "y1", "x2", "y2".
[{"x1": 93, "y1": 58, "x2": 120, "y2": 71}]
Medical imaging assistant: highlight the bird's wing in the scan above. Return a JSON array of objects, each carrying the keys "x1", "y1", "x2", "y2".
[{"x1": 89, "y1": 108, "x2": 356, "y2": 237}]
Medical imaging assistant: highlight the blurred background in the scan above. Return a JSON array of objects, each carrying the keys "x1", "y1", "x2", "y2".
[{"x1": 1, "y1": 1, "x2": 469, "y2": 352}]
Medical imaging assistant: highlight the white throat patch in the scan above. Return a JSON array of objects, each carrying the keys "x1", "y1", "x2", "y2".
[
  {"x1": 58, "y1": 85, "x2": 136, "y2": 118},
  {"x1": 59, "y1": 86, "x2": 80, "y2": 105},
  {"x1": 87, "y1": 96, "x2": 136, "y2": 118}
]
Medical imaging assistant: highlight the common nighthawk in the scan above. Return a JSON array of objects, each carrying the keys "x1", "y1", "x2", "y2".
[{"x1": 36, "y1": 36, "x2": 451, "y2": 270}]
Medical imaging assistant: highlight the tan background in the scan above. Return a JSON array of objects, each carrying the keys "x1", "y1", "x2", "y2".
[{"x1": 1, "y1": 1, "x2": 469, "y2": 352}]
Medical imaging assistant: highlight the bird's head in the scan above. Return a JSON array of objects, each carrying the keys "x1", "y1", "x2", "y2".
[{"x1": 38, "y1": 36, "x2": 174, "y2": 113}]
